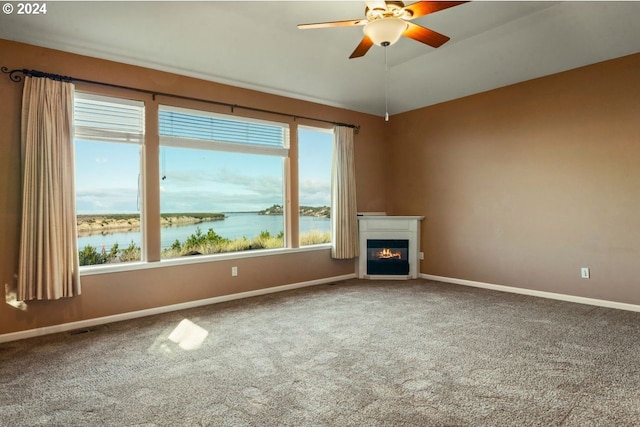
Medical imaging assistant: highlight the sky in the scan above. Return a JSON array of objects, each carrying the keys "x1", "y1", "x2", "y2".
[{"x1": 74, "y1": 127, "x2": 333, "y2": 214}]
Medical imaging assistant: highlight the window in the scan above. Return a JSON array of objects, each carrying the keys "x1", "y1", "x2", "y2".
[
  {"x1": 298, "y1": 126, "x2": 333, "y2": 246},
  {"x1": 74, "y1": 92, "x2": 145, "y2": 266},
  {"x1": 158, "y1": 106, "x2": 288, "y2": 258},
  {"x1": 73, "y1": 94, "x2": 332, "y2": 269}
]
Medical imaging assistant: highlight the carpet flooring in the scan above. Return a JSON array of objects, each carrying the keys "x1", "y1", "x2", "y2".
[{"x1": 1, "y1": 279, "x2": 639, "y2": 426}]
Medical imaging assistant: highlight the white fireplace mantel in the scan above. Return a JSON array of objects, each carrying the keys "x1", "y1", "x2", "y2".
[{"x1": 357, "y1": 215, "x2": 424, "y2": 280}]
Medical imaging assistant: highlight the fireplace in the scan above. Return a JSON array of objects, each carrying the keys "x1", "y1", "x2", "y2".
[
  {"x1": 357, "y1": 215, "x2": 424, "y2": 280},
  {"x1": 366, "y1": 239, "x2": 410, "y2": 276}
]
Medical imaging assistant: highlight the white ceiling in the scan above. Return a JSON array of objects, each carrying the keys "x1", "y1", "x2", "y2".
[{"x1": 1, "y1": 1, "x2": 639, "y2": 117}]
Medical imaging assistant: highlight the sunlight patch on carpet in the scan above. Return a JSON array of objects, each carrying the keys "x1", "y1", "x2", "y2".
[{"x1": 167, "y1": 318, "x2": 209, "y2": 350}]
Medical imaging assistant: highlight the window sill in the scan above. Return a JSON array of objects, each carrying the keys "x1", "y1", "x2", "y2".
[{"x1": 79, "y1": 243, "x2": 333, "y2": 276}]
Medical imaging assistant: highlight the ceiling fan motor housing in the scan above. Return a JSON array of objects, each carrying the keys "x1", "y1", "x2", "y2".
[{"x1": 365, "y1": 1, "x2": 412, "y2": 20}]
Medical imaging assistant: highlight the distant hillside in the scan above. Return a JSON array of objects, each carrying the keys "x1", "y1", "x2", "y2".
[
  {"x1": 259, "y1": 204, "x2": 330, "y2": 218},
  {"x1": 300, "y1": 205, "x2": 330, "y2": 218}
]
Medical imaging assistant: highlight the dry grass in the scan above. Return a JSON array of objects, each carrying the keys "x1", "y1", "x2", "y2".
[{"x1": 161, "y1": 231, "x2": 330, "y2": 258}]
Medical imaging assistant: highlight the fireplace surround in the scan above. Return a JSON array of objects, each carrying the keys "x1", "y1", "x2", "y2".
[{"x1": 357, "y1": 215, "x2": 424, "y2": 279}]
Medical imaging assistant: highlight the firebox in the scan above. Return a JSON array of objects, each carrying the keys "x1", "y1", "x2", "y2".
[{"x1": 366, "y1": 239, "x2": 410, "y2": 276}]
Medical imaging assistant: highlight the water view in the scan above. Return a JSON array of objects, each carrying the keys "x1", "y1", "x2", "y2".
[{"x1": 78, "y1": 212, "x2": 331, "y2": 252}]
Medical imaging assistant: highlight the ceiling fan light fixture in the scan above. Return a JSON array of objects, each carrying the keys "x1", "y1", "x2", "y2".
[{"x1": 363, "y1": 17, "x2": 407, "y2": 46}]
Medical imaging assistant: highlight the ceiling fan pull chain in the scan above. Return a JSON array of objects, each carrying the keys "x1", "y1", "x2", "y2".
[{"x1": 385, "y1": 45, "x2": 389, "y2": 122}]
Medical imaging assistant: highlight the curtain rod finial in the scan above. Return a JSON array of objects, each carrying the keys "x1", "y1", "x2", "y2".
[{"x1": 1, "y1": 66, "x2": 25, "y2": 83}]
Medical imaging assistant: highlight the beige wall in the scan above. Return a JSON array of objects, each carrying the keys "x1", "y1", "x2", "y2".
[
  {"x1": 386, "y1": 53, "x2": 640, "y2": 305},
  {"x1": 0, "y1": 39, "x2": 387, "y2": 335}
]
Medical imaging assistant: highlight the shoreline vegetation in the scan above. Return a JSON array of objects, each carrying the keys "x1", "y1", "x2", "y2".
[
  {"x1": 77, "y1": 205, "x2": 331, "y2": 266},
  {"x1": 77, "y1": 205, "x2": 329, "y2": 236}
]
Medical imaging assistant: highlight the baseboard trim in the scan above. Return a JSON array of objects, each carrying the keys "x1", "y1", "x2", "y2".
[
  {"x1": 421, "y1": 274, "x2": 640, "y2": 312},
  {"x1": 0, "y1": 273, "x2": 356, "y2": 344}
]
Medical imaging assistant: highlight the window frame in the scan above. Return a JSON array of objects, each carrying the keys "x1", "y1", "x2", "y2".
[
  {"x1": 157, "y1": 104, "x2": 290, "y2": 258},
  {"x1": 74, "y1": 91, "x2": 146, "y2": 267},
  {"x1": 76, "y1": 93, "x2": 333, "y2": 275},
  {"x1": 297, "y1": 124, "x2": 333, "y2": 247}
]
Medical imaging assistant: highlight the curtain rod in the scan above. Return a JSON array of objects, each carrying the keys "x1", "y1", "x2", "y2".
[{"x1": 2, "y1": 67, "x2": 360, "y2": 133}]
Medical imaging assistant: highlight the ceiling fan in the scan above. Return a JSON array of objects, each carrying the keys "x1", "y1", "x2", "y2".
[{"x1": 298, "y1": 1, "x2": 467, "y2": 58}]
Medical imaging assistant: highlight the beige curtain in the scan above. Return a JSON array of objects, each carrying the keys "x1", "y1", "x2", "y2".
[
  {"x1": 331, "y1": 125, "x2": 359, "y2": 259},
  {"x1": 18, "y1": 76, "x2": 80, "y2": 301}
]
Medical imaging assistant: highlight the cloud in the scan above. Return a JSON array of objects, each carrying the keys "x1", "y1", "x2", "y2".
[
  {"x1": 299, "y1": 179, "x2": 330, "y2": 206},
  {"x1": 160, "y1": 170, "x2": 217, "y2": 186},
  {"x1": 214, "y1": 167, "x2": 283, "y2": 194},
  {"x1": 79, "y1": 163, "x2": 331, "y2": 214},
  {"x1": 300, "y1": 179, "x2": 330, "y2": 193},
  {"x1": 160, "y1": 166, "x2": 284, "y2": 211},
  {"x1": 76, "y1": 188, "x2": 139, "y2": 214},
  {"x1": 160, "y1": 187, "x2": 282, "y2": 212},
  {"x1": 160, "y1": 168, "x2": 282, "y2": 193}
]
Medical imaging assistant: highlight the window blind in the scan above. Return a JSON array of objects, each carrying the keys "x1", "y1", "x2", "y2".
[
  {"x1": 159, "y1": 106, "x2": 288, "y2": 150},
  {"x1": 74, "y1": 92, "x2": 145, "y2": 144}
]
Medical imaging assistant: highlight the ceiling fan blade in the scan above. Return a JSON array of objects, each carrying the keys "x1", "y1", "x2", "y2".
[
  {"x1": 297, "y1": 19, "x2": 367, "y2": 30},
  {"x1": 403, "y1": 21, "x2": 450, "y2": 48},
  {"x1": 349, "y1": 36, "x2": 374, "y2": 59},
  {"x1": 404, "y1": 1, "x2": 468, "y2": 19}
]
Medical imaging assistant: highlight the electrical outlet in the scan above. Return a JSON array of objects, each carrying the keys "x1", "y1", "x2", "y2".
[
  {"x1": 231, "y1": 266, "x2": 238, "y2": 277},
  {"x1": 581, "y1": 267, "x2": 590, "y2": 279}
]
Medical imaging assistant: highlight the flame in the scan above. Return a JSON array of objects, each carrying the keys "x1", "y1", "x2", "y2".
[{"x1": 376, "y1": 248, "x2": 402, "y2": 259}]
